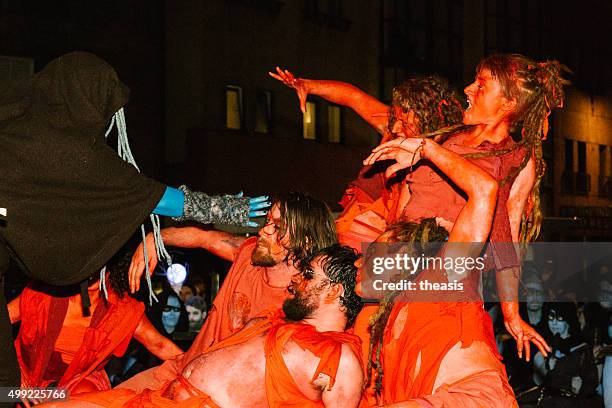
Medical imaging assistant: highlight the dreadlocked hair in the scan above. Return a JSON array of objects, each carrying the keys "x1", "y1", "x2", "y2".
[
  {"x1": 366, "y1": 219, "x2": 449, "y2": 394},
  {"x1": 463, "y1": 54, "x2": 570, "y2": 242},
  {"x1": 389, "y1": 75, "x2": 464, "y2": 136}
]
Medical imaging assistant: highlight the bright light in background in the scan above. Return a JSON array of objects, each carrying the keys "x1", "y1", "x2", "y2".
[{"x1": 166, "y1": 263, "x2": 187, "y2": 285}]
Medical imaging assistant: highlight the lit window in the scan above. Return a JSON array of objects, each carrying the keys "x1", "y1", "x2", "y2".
[
  {"x1": 303, "y1": 101, "x2": 316, "y2": 140},
  {"x1": 328, "y1": 105, "x2": 341, "y2": 143},
  {"x1": 255, "y1": 91, "x2": 272, "y2": 133},
  {"x1": 226, "y1": 85, "x2": 243, "y2": 130}
]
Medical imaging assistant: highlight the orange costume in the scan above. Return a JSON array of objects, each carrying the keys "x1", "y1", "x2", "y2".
[
  {"x1": 117, "y1": 237, "x2": 290, "y2": 393},
  {"x1": 344, "y1": 134, "x2": 524, "y2": 405},
  {"x1": 377, "y1": 266, "x2": 517, "y2": 406},
  {"x1": 336, "y1": 164, "x2": 399, "y2": 252},
  {"x1": 15, "y1": 284, "x2": 144, "y2": 392},
  {"x1": 68, "y1": 312, "x2": 363, "y2": 407},
  {"x1": 185, "y1": 236, "x2": 288, "y2": 360}
]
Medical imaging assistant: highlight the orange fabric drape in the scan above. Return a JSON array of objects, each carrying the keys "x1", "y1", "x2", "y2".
[
  {"x1": 15, "y1": 285, "x2": 144, "y2": 392},
  {"x1": 73, "y1": 312, "x2": 362, "y2": 408},
  {"x1": 264, "y1": 317, "x2": 363, "y2": 407}
]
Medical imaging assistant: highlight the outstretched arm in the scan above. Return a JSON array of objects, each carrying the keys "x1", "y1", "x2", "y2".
[
  {"x1": 270, "y1": 67, "x2": 390, "y2": 136},
  {"x1": 153, "y1": 186, "x2": 270, "y2": 228},
  {"x1": 133, "y1": 315, "x2": 183, "y2": 361},
  {"x1": 501, "y1": 157, "x2": 549, "y2": 360},
  {"x1": 158, "y1": 227, "x2": 247, "y2": 260},
  {"x1": 129, "y1": 227, "x2": 247, "y2": 293}
]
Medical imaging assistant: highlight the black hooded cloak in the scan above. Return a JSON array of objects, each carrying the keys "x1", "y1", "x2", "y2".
[
  {"x1": 0, "y1": 51, "x2": 165, "y2": 285},
  {"x1": 0, "y1": 51, "x2": 167, "y2": 388}
]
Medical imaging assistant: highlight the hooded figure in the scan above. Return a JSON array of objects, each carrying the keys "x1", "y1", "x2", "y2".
[
  {"x1": 0, "y1": 52, "x2": 165, "y2": 287},
  {"x1": 0, "y1": 52, "x2": 265, "y2": 388}
]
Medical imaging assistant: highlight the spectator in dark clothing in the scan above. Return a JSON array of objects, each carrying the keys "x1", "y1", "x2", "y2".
[{"x1": 531, "y1": 302, "x2": 602, "y2": 407}]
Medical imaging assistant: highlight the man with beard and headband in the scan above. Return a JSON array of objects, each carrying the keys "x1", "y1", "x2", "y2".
[
  {"x1": 119, "y1": 192, "x2": 337, "y2": 392},
  {"x1": 43, "y1": 245, "x2": 364, "y2": 408}
]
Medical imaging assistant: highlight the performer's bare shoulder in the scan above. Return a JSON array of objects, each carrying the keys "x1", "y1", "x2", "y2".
[{"x1": 169, "y1": 322, "x2": 362, "y2": 407}]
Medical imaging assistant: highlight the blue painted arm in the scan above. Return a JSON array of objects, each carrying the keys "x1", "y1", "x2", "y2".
[{"x1": 153, "y1": 186, "x2": 184, "y2": 217}]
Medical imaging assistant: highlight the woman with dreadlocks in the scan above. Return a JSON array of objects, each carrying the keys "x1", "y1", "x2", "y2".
[
  {"x1": 362, "y1": 54, "x2": 569, "y2": 406},
  {"x1": 269, "y1": 68, "x2": 464, "y2": 246},
  {"x1": 271, "y1": 56, "x2": 567, "y2": 369},
  {"x1": 359, "y1": 137, "x2": 516, "y2": 406}
]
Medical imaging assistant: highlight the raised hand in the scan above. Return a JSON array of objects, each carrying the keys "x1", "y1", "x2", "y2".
[
  {"x1": 363, "y1": 137, "x2": 426, "y2": 178},
  {"x1": 269, "y1": 67, "x2": 309, "y2": 113}
]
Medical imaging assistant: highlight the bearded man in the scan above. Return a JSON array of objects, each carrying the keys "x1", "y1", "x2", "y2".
[
  {"x1": 42, "y1": 245, "x2": 364, "y2": 408},
  {"x1": 121, "y1": 192, "x2": 337, "y2": 392}
]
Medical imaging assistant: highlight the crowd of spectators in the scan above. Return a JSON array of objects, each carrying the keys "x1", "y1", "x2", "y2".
[{"x1": 488, "y1": 261, "x2": 611, "y2": 407}]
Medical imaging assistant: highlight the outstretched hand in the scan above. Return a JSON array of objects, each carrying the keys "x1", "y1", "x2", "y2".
[
  {"x1": 247, "y1": 195, "x2": 270, "y2": 227},
  {"x1": 363, "y1": 137, "x2": 426, "y2": 178},
  {"x1": 504, "y1": 312, "x2": 551, "y2": 361},
  {"x1": 269, "y1": 67, "x2": 309, "y2": 113},
  {"x1": 129, "y1": 232, "x2": 157, "y2": 294},
  {"x1": 235, "y1": 192, "x2": 270, "y2": 227}
]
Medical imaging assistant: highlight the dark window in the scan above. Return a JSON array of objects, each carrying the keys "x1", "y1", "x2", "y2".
[
  {"x1": 577, "y1": 141, "x2": 586, "y2": 173},
  {"x1": 484, "y1": 0, "x2": 543, "y2": 56},
  {"x1": 599, "y1": 145, "x2": 607, "y2": 177},
  {"x1": 254, "y1": 91, "x2": 272, "y2": 134},
  {"x1": 328, "y1": 0, "x2": 342, "y2": 17},
  {"x1": 381, "y1": 0, "x2": 463, "y2": 93},
  {"x1": 305, "y1": 0, "x2": 319, "y2": 15},
  {"x1": 565, "y1": 138, "x2": 574, "y2": 171}
]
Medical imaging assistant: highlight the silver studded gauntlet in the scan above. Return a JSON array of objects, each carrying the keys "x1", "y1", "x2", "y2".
[{"x1": 172, "y1": 185, "x2": 250, "y2": 226}]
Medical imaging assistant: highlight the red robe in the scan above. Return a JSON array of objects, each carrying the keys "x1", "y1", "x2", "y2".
[
  {"x1": 15, "y1": 284, "x2": 144, "y2": 392},
  {"x1": 375, "y1": 264, "x2": 515, "y2": 405}
]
